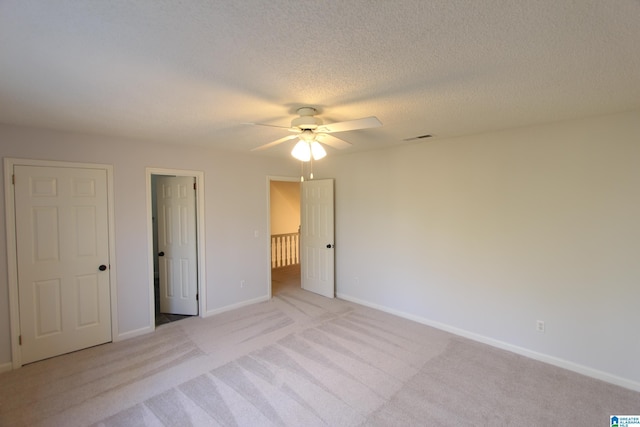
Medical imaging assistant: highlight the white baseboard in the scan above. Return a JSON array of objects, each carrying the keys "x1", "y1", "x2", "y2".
[
  {"x1": 0, "y1": 361, "x2": 13, "y2": 374},
  {"x1": 114, "y1": 295, "x2": 271, "y2": 341},
  {"x1": 204, "y1": 295, "x2": 270, "y2": 318},
  {"x1": 114, "y1": 325, "x2": 154, "y2": 342},
  {"x1": 337, "y1": 292, "x2": 640, "y2": 393}
]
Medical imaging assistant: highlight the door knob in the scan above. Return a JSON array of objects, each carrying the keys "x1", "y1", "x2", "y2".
[
  {"x1": 158, "y1": 251, "x2": 165, "y2": 256},
  {"x1": 326, "y1": 244, "x2": 333, "y2": 249},
  {"x1": 98, "y1": 265, "x2": 107, "y2": 271}
]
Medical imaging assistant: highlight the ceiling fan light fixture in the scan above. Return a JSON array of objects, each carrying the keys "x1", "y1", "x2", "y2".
[
  {"x1": 291, "y1": 139, "x2": 327, "y2": 162},
  {"x1": 310, "y1": 141, "x2": 326, "y2": 160},
  {"x1": 291, "y1": 140, "x2": 311, "y2": 161}
]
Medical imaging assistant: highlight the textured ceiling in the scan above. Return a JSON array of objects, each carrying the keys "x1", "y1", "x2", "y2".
[{"x1": 1, "y1": 1, "x2": 639, "y2": 157}]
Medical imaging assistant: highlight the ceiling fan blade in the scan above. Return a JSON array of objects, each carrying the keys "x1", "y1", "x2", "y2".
[
  {"x1": 316, "y1": 133, "x2": 352, "y2": 150},
  {"x1": 251, "y1": 134, "x2": 299, "y2": 151},
  {"x1": 317, "y1": 116, "x2": 382, "y2": 133},
  {"x1": 244, "y1": 122, "x2": 297, "y2": 132}
]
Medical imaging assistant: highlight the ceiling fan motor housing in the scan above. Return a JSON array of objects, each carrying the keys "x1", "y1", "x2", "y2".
[{"x1": 292, "y1": 107, "x2": 322, "y2": 130}]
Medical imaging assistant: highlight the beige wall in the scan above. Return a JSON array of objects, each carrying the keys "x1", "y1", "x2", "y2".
[
  {"x1": 2, "y1": 109, "x2": 639, "y2": 391},
  {"x1": 324, "y1": 109, "x2": 640, "y2": 390},
  {"x1": 270, "y1": 181, "x2": 300, "y2": 235},
  {"x1": 0, "y1": 125, "x2": 297, "y2": 367}
]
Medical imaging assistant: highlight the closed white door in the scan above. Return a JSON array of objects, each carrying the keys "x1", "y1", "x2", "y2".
[
  {"x1": 14, "y1": 165, "x2": 112, "y2": 364},
  {"x1": 300, "y1": 179, "x2": 335, "y2": 298},
  {"x1": 156, "y1": 176, "x2": 198, "y2": 315}
]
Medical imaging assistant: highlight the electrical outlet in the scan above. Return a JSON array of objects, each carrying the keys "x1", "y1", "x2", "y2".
[
  {"x1": 536, "y1": 320, "x2": 545, "y2": 333},
  {"x1": 240, "y1": 280, "x2": 245, "y2": 288}
]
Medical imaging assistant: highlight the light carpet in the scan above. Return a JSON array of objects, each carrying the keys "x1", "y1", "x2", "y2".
[{"x1": 1, "y1": 268, "x2": 638, "y2": 426}]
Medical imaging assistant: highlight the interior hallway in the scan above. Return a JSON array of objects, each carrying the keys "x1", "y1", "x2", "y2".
[{"x1": 271, "y1": 264, "x2": 301, "y2": 296}]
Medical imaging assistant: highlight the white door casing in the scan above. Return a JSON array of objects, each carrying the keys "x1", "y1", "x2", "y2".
[
  {"x1": 13, "y1": 165, "x2": 113, "y2": 364},
  {"x1": 300, "y1": 179, "x2": 335, "y2": 298},
  {"x1": 156, "y1": 176, "x2": 198, "y2": 315}
]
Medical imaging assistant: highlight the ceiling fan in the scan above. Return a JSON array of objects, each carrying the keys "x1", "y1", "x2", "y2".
[{"x1": 249, "y1": 107, "x2": 382, "y2": 159}]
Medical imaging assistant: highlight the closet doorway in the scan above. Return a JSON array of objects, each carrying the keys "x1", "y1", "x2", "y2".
[{"x1": 147, "y1": 168, "x2": 206, "y2": 328}]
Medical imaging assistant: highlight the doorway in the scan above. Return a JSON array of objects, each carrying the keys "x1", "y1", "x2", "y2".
[
  {"x1": 268, "y1": 177, "x2": 301, "y2": 297},
  {"x1": 146, "y1": 168, "x2": 206, "y2": 328},
  {"x1": 268, "y1": 177, "x2": 336, "y2": 299}
]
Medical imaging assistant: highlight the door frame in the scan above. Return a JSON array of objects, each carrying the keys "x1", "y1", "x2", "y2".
[
  {"x1": 145, "y1": 168, "x2": 206, "y2": 327},
  {"x1": 266, "y1": 175, "x2": 301, "y2": 299},
  {"x1": 4, "y1": 158, "x2": 118, "y2": 369}
]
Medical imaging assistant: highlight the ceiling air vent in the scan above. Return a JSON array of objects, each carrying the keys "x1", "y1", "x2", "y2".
[{"x1": 403, "y1": 134, "x2": 433, "y2": 142}]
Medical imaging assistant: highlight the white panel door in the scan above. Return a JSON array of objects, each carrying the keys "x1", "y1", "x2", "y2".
[
  {"x1": 14, "y1": 165, "x2": 112, "y2": 364},
  {"x1": 156, "y1": 176, "x2": 198, "y2": 315},
  {"x1": 301, "y1": 179, "x2": 335, "y2": 298}
]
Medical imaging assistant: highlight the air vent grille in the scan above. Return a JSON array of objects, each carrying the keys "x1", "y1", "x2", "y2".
[{"x1": 403, "y1": 134, "x2": 433, "y2": 142}]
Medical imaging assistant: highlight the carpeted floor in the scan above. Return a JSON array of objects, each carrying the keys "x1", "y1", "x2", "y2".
[{"x1": 0, "y1": 267, "x2": 638, "y2": 426}]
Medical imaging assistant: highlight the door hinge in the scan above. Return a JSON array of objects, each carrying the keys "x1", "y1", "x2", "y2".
[
  {"x1": 12, "y1": 174, "x2": 15, "y2": 185},
  {"x1": 193, "y1": 182, "x2": 196, "y2": 190},
  {"x1": 19, "y1": 335, "x2": 22, "y2": 345},
  {"x1": 196, "y1": 293, "x2": 199, "y2": 301}
]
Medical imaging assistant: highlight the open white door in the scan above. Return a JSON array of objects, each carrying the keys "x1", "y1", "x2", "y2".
[
  {"x1": 156, "y1": 176, "x2": 198, "y2": 315},
  {"x1": 300, "y1": 179, "x2": 335, "y2": 298},
  {"x1": 14, "y1": 165, "x2": 112, "y2": 364}
]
